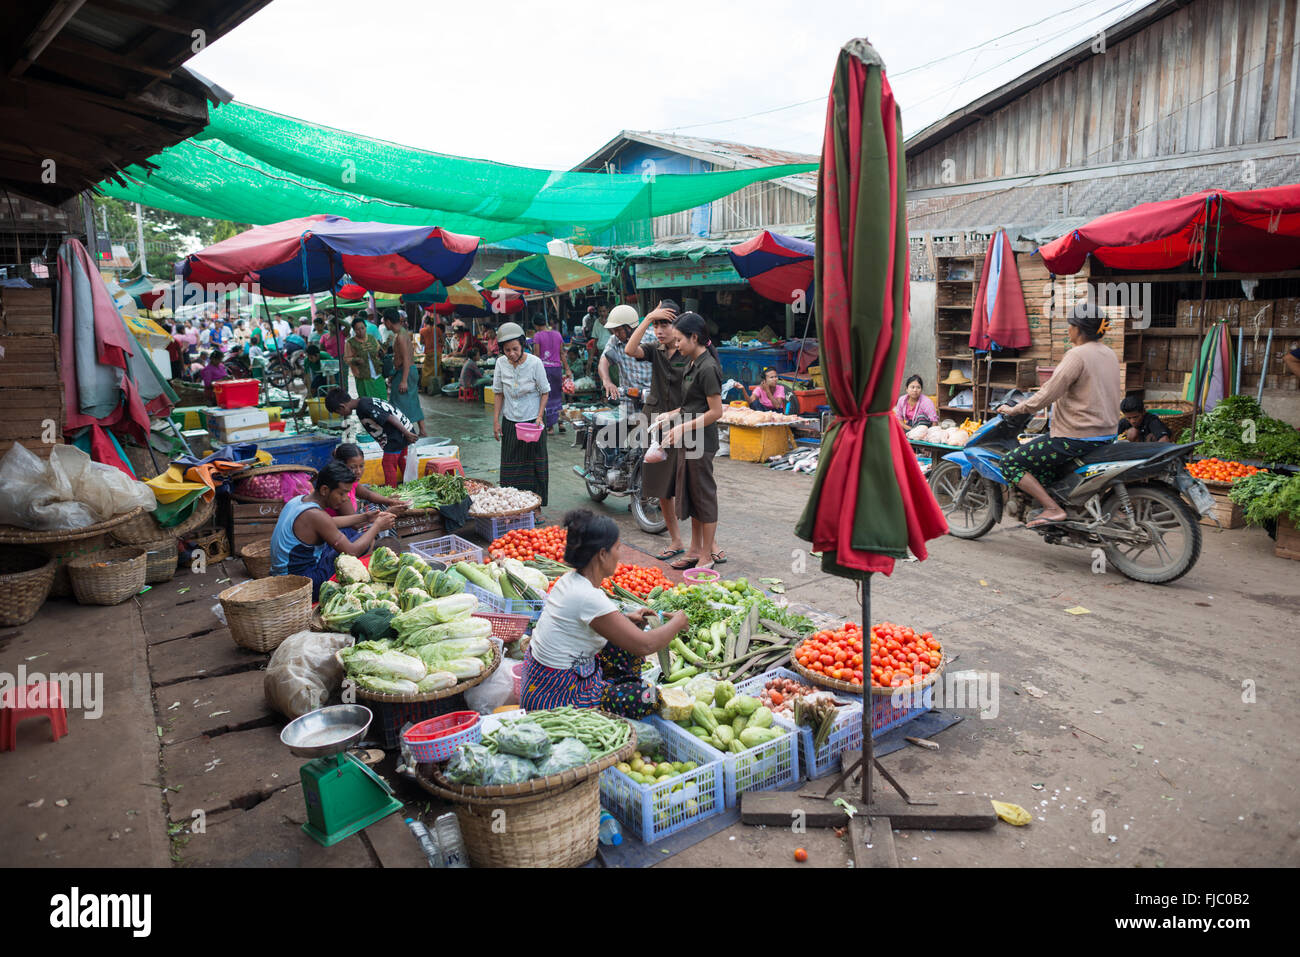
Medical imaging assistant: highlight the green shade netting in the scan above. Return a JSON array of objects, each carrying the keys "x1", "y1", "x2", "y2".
[{"x1": 101, "y1": 101, "x2": 817, "y2": 246}]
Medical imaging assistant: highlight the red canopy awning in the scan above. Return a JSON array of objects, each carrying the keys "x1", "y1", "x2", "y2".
[{"x1": 1036, "y1": 184, "x2": 1300, "y2": 275}]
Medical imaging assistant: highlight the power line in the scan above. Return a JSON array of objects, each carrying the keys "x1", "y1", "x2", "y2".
[{"x1": 654, "y1": 0, "x2": 1128, "y2": 135}]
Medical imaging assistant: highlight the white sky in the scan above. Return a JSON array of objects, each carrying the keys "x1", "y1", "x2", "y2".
[{"x1": 188, "y1": 0, "x2": 1149, "y2": 169}]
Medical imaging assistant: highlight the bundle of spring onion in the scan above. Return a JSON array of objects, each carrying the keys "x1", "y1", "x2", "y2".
[{"x1": 370, "y1": 472, "x2": 468, "y2": 510}]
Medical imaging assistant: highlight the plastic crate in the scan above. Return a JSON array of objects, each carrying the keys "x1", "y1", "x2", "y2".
[
  {"x1": 462, "y1": 579, "x2": 546, "y2": 621},
  {"x1": 472, "y1": 610, "x2": 529, "y2": 642},
  {"x1": 483, "y1": 386, "x2": 495, "y2": 406},
  {"x1": 372, "y1": 695, "x2": 464, "y2": 749},
  {"x1": 213, "y1": 378, "x2": 259, "y2": 408},
  {"x1": 871, "y1": 682, "x2": 933, "y2": 736},
  {"x1": 254, "y1": 433, "x2": 338, "y2": 470},
  {"x1": 408, "y1": 534, "x2": 483, "y2": 567},
  {"x1": 794, "y1": 388, "x2": 827, "y2": 414},
  {"x1": 474, "y1": 510, "x2": 535, "y2": 541},
  {"x1": 738, "y1": 667, "x2": 865, "y2": 778},
  {"x1": 659, "y1": 714, "x2": 799, "y2": 808},
  {"x1": 599, "y1": 716, "x2": 726, "y2": 844},
  {"x1": 727, "y1": 424, "x2": 794, "y2": 463}
]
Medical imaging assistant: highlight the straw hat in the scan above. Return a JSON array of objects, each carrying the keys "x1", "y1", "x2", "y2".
[{"x1": 940, "y1": 369, "x2": 973, "y2": 386}]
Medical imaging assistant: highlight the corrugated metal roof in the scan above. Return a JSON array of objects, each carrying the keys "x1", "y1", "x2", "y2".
[{"x1": 574, "y1": 130, "x2": 819, "y2": 195}]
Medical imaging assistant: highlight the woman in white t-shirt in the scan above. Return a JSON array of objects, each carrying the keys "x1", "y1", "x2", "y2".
[{"x1": 521, "y1": 510, "x2": 687, "y2": 717}]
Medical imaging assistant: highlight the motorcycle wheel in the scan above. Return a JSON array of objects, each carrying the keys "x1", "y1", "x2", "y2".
[
  {"x1": 929, "y1": 460, "x2": 1000, "y2": 539},
  {"x1": 266, "y1": 361, "x2": 290, "y2": 390},
  {"x1": 1101, "y1": 484, "x2": 1201, "y2": 584},
  {"x1": 632, "y1": 491, "x2": 666, "y2": 535}
]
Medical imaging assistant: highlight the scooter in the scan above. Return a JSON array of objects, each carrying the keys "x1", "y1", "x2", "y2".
[
  {"x1": 572, "y1": 387, "x2": 667, "y2": 535},
  {"x1": 928, "y1": 413, "x2": 1214, "y2": 584}
]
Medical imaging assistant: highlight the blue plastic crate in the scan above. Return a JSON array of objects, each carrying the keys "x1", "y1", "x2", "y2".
[
  {"x1": 659, "y1": 714, "x2": 800, "y2": 808},
  {"x1": 474, "y1": 510, "x2": 535, "y2": 541},
  {"x1": 462, "y1": 579, "x2": 545, "y2": 622},
  {"x1": 253, "y1": 434, "x2": 338, "y2": 470},
  {"x1": 738, "y1": 667, "x2": 866, "y2": 779},
  {"x1": 871, "y1": 682, "x2": 933, "y2": 736},
  {"x1": 408, "y1": 534, "x2": 483, "y2": 567},
  {"x1": 599, "y1": 716, "x2": 725, "y2": 844}
]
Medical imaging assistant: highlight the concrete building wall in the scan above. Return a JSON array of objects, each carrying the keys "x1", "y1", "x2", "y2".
[{"x1": 907, "y1": 281, "x2": 937, "y2": 394}]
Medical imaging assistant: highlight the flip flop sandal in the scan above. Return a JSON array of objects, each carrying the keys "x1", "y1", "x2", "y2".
[
  {"x1": 669, "y1": 556, "x2": 698, "y2": 571},
  {"x1": 710, "y1": 551, "x2": 728, "y2": 565},
  {"x1": 656, "y1": 547, "x2": 686, "y2": 561},
  {"x1": 1024, "y1": 516, "x2": 1068, "y2": 529}
]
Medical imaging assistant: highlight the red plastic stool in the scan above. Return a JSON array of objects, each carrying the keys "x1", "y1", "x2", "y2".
[
  {"x1": 421, "y1": 456, "x2": 465, "y2": 477},
  {"x1": 458, "y1": 386, "x2": 477, "y2": 402},
  {"x1": 1, "y1": 682, "x2": 68, "y2": 752}
]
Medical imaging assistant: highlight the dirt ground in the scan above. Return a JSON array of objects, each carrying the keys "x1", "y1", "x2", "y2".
[{"x1": 3, "y1": 391, "x2": 1297, "y2": 868}]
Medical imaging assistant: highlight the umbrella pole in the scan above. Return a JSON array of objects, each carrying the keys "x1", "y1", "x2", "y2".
[{"x1": 861, "y1": 574, "x2": 873, "y2": 805}]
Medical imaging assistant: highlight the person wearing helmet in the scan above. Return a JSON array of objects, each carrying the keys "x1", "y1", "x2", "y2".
[
  {"x1": 996, "y1": 301, "x2": 1121, "y2": 527},
  {"x1": 493, "y1": 321, "x2": 551, "y2": 504},
  {"x1": 599, "y1": 304, "x2": 655, "y2": 420}
]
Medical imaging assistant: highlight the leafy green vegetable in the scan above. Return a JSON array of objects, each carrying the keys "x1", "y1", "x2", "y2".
[
  {"x1": 1179, "y1": 395, "x2": 1300, "y2": 465},
  {"x1": 1229, "y1": 471, "x2": 1300, "y2": 525},
  {"x1": 368, "y1": 546, "x2": 400, "y2": 583},
  {"x1": 334, "y1": 554, "x2": 370, "y2": 585}
]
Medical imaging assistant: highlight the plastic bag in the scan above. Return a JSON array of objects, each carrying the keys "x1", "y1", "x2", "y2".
[
  {"x1": 446, "y1": 743, "x2": 493, "y2": 785},
  {"x1": 464, "y1": 639, "x2": 514, "y2": 713},
  {"x1": 625, "y1": 719, "x2": 662, "y2": 756},
  {"x1": 486, "y1": 752, "x2": 539, "y2": 785},
  {"x1": 493, "y1": 721, "x2": 552, "y2": 760},
  {"x1": 263, "y1": 630, "x2": 354, "y2": 719},
  {"x1": 46, "y1": 444, "x2": 155, "y2": 521},
  {"x1": 535, "y1": 737, "x2": 591, "y2": 776},
  {"x1": 0, "y1": 442, "x2": 96, "y2": 529}
]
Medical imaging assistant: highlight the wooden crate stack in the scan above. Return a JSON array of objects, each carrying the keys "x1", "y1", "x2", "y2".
[
  {"x1": 226, "y1": 499, "x2": 285, "y2": 554},
  {"x1": 0, "y1": 287, "x2": 63, "y2": 460},
  {"x1": 933, "y1": 254, "x2": 981, "y2": 420}
]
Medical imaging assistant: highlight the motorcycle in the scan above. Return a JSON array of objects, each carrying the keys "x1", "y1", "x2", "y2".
[
  {"x1": 572, "y1": 387, "x2": 667, "y2": 535},
  {"x1": 928, "y1": 413, "x2": 1215, "y2": 584},
  {"x1": 224, "y1": 344, "x2": 305, "y2": 393}
]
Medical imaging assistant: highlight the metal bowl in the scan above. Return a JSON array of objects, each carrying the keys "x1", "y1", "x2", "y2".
[{"x1": 280, "y1": 705, "x2": 374, "y2": 758}]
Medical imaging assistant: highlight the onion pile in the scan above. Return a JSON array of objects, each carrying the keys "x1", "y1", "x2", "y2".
[{"x1": 469, "y1": 486, "x2": 541, "y2": 516}]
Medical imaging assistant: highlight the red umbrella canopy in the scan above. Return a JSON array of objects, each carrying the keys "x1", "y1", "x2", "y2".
[
  {"x1": 795, "y1": 39, "x2": 947, "y2": 577},
  {"x1": 1037, "y1": 184, "x2": 1300, "y2": 275},
  {"x1": 727, "y1": 230, "x2": 816, "y2": 304}
]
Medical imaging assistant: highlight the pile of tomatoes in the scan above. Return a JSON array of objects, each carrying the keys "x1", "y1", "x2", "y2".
[
  {"x1": 794, "y1": 623, "x2": 865, "y2": 687},
  {"x1": 1186, "y1": 458, "x2": 1261, "y2": 483},
  {"x1": 794, "y1": 621, "x2": 942, "y2": 690},
  {"x1": 601, "y1": 563, "x2": 673, "y2": 598},
  {"x1": 489, "y1": 526, "x2": 566, "y2": 562}
]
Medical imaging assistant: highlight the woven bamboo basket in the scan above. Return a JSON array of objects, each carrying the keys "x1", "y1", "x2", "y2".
[
  {"x1": 229, "y1": 464, "x2": 318, "y2": 504},
  {"x1": 793, "y1": 657, "x2": 946, "y2": 697},
  {"x1": 218, "y1": 575, "x2": 313, "y2": 653},
  {"x1": 188, "y1": 527, "x2": 230, "y2": 563},
  {"x1": 417, "y1": 772, "x2": 601, "y2": 868},
  {"x1": 349, "y1": 644, "x2": 502, "y2": 704},
  {"x1": 0, "y1": 547, "x2": 57, "y2": 626},
  {"x1": 140, "y1": 537, "x2": 179, "y2": 584},
  {"x1": 240, "y1": 539, "x2": 274, "y2": 579},
  {"x1": 114, "y1": 496, "x2": 215, "y2": 545},
  {"x1": 0, "y1": 508, "x2": 145, "y2": 597},
  {"x1": 425, "y1": 711, "x2": 635, "y2": 799},
  {"x1": 66, "y1": 546, "x2": 147, "y2": 606},
  {"x1": 170, "y1": 378, "x2": 207, "y2": 404},
  {"x1": 468, "y1": 491, "x2": 541, "y2": 519},
  {"x1": 1149, "y1": 399, "x2": 1194, "y2": 438}
]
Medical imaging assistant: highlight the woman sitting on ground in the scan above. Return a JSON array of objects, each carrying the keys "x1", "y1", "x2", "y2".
[
  {"x1": 520, "y1": 510, "x2": 688, "y2": 717},
  {"x1": 894, "y1": 375, "x2": 939, "y2": 428}
]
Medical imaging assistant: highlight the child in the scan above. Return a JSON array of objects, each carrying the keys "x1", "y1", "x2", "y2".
[
  {"x1": 324, "y1": 388, "x2": 419, "y2": 487},
  {"x1": 303, "y1": 343, "x2": 327, "y2": 395},
  {"x1": 325, "y1": 443, "x2": 408, "y2": 515},
  {"x1": 1117, "y1": 395, "x2": 1171, "y2": 443}
]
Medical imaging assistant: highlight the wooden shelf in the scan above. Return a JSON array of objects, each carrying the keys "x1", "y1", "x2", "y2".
[
  {"x1": 937, "y1": 328, "x2": 972, "y2": 335},
  {"x1": 938, "y1": 353, "x2": 976, "y2": 361}
]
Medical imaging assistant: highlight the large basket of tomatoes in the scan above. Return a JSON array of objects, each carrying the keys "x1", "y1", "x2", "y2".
[
  {"x1": 489, "y1": 525, "x2": 567, "y2": 562},
  {"x1": 793, "y1": 621, "x2": 943, "y2": 697}
]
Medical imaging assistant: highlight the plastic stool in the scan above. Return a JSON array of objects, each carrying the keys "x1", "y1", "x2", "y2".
[
  {"x1": 1, "y1": 683, "x2": 68, "y2": 752},
  {"x1": 422, "y1": 456, "x2": 464, "y2": 477},
  {"x1": 458, "y1": 386, "x2": 478, "y2": 402}
]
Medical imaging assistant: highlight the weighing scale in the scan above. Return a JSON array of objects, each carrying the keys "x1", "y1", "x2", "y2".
[{"x1": 280, "y1": 705, "x2": 404, "y2": 847}]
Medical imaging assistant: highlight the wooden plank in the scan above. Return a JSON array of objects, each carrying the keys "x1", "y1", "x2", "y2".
[
  {"x1": 1070, "y1": 62, "x2": 1086, "y2": 167},
  {"x1": 849, "y1": 815, "x2": 898, "y2": 869},
  {"x1": 1276, "y1": 0, "x2": 1297, "y2": 140},
  {"x1": 1173, "y1": 10, "x2": 1191, "y2": 156},
  {"x1": 1242, "y1": 0, "x2": 1264, "y2": 144},
  {"x1": 1258, "y1": 0, "x2": 1281, "y2": 143},
  {"x1": 1129, "y1": 30, "x2": 1144, "y2": 158},
  {"x1": 1097, "y1": 43, "x2": 1116, "y2": 165},
  {"x1": 1155, "y1": 13, "x2": 1175, "y2": 155},
  {"x1": 1198, "y1": 0, "x2": 1220, "y2": 150},
  {"x1": 740, "y1": 789, "x2": 997, "y2": 830}
]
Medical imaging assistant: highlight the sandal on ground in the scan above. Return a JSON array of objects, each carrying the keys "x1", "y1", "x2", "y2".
[
  {"x1": 710, "y1": 550, "x2": 727, "y2": 565},
  {"x1": 656, "y1": 547, "x2": 686, "y2": 561},
  {"x1": 669, "y1": 556, "x2": 698, "y2": 571}
]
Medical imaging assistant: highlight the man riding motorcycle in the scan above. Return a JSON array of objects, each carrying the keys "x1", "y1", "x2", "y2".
[{"x1": 995, "y1": 300, "x2": 1120, "y2": 527}]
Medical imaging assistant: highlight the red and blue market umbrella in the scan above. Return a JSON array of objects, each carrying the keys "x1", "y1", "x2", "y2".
[
  {"x1": 727, "y1": 230, "x2": 815, "y2": 304},
  {"x1": 182, "y1": 214, "x2": 481, "y2": 296}
]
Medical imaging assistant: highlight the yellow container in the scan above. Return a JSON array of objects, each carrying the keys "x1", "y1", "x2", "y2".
[
  {"x1": 808, "y1": 365, "x2": 824, "y2": 390},
  {"x1": 261, "y1": 405, "x2": 282, "y2": 423},
  {"x1": 306, "y1": 398, "x2": 345, "y2": 427},
  {"x1": 728, "y1": 425, "x2": 794, "y2": 462},
  {"x1": 360, "y1": 451, "x2": 385, "y2": 485},
  {"x1": 484, "y1": 386, "x2": 495, "y2": 406}
]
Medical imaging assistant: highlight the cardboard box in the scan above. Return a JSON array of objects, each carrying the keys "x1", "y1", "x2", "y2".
[{"x1": 207, "y1": 407, "x2": 270, "y2": 431}]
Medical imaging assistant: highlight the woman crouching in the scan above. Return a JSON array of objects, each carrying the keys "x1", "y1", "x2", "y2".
[{"x1": 520, "y1": 510, "x2": 688, "y2": 717}]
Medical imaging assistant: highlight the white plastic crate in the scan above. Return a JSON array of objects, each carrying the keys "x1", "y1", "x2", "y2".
[
  {"x1": 659, "y1": 714, "x2": 800, "y2": 808},
  {"x1": 739, "y1": 666, "x2": 865, "y2": 778},
  {"x1": 599, "y1": 716, "x2": 726, "y2": 844},
  {"x1": 408, "y1": 534, "x2": 483, "y2": 567}
]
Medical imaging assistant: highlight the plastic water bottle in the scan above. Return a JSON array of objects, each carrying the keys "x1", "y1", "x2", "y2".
[
  {"x1": 405, "y1": 818, "x2": 445, "y2": 868},
  {"x1": 598, "y1": 810, "x2": 623, "y2": 846},
  {"x1": 434, "y1": 812, "x2": 469, "y2": 868}
]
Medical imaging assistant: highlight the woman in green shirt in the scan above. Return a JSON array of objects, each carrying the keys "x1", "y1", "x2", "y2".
[{"x1": 346, "y1": 316, "x2": 386, "y2": 399}]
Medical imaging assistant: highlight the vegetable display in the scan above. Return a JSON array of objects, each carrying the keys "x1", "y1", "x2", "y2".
[
  {"x1": 470, "y1": 486, "x2": 541, "y2": 516},
  {"x1": 614, "y1": 749, "x2": 699, "y2": 787},
  {"x1": 489, "y1": 526, "x2": 567, "y2": 562},
  {"x1": 481, "y1": 707, "x2": 631, "y2": 760},
  {"x1": 673, "y1": 681, "x2": 782, "y2": 754},
  {"x1": 442, "y1": 708, "x2": 632, "y2": 785},
  {"x1": 1228, "y1": 470, "x2": 1300, "y2": 526},
  {"x1": 1186, "y1": 458, "x2": 1263, "y2": 483},
  {"x1": 450, "y1": 560, "x2": 549, "y2": 603},
  {"x1": 369, "y1": 472, "x2": 468, "y2": 510},
  {"x1": 756, "y1": 675, "x2": 820, "y2": 716},
  {"x1": 1178, "y1": 395, "x2": 1300, "y2": 465},
  {"x1": 600, "y1": 563, "x2": 673, "y2": 599},
  {"x1": 795, "y1": 621, "x2": 939, "y2": 691}
]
